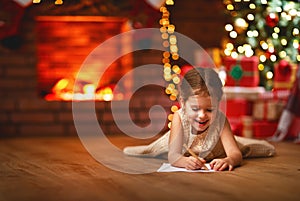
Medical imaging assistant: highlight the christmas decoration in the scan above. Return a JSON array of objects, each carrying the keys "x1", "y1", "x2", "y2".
[
  {"x1": 223, "y1": 56, "x2": 260, "y2": 87},
  {"x1": 223, "y1": 0, "x2": 300, "y2": 89},
  {"x1": 274, "y1": 60, "x2": 298, "y2": 89},
  {"x1": 265, "y1": 13, "x2": 279, "y2": 27},
  {"x1": 159, "y1": 0, "x2": 178, "y2": 128},
  {"x1": 160, "y1": 0, "x2": 178, "y2": 103},
  {"x1": 278, "y1": 59, "x2": 292, "y2": 76},
  {"x1": 253, "y1": 99, "x2": 285, "y2": 121}
]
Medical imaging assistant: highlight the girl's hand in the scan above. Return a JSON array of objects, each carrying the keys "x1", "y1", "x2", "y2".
[
  {"x1": 210, "y1": 158, "x2": 234, "y2": 171},
  {"x1": 184, "y1": 156, "x2": 206, "y2": 170}
]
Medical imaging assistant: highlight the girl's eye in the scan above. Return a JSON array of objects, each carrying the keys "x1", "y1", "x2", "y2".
[
  {"x1": 207, "y1": 109, "x2": 214, "y2": 113},
  {"x1": 192, "y1": 108, "x2": 199, "y2": 112}
]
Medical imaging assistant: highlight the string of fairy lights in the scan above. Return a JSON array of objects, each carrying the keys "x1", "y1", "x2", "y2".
[{"x1": 159, "y1": 0, "x2": 181, "y2": 128}]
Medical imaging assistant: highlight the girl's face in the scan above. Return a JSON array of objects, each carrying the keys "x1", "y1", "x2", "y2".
[{"x1": 183, "y1": 95, "x2": 218, "y2": 134}]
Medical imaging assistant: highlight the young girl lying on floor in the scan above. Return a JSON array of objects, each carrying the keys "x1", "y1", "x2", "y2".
[{"x1": 123, "y1": 67, "x2": 275, "y2": 171}]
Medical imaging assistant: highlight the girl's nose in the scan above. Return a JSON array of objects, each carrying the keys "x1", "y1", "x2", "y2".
[{"x1": 198, "y1": 109, "x2": 206, "y2": 118}]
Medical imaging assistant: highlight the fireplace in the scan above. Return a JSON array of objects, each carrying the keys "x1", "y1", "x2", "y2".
[
  {"x1": 0, "y1": 15, "x2": 172, "y2": 137},
  {"x1": 36, "y1": 16, "x2": 133, "y2": 101}
]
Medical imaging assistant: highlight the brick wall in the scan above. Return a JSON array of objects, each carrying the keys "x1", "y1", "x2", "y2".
[{"x1": 0, "y1": 93, "x2": 172, "y2": 137}]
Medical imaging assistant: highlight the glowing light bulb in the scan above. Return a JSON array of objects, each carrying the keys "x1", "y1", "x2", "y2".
[
  {"x1": 166, "y1": 0, "x2": 174, "y2": 5},
  {"x1": 229, "y1": 31, "x2": 238, "y2": 38},
  {"x1": 274, "y1": 27, "x2": 280, "y2": 33},
  {"x1": 281, "y1": 38, "x2": 288, "y2": 46},
  {"x1": 261, "y1": 0, "x2": 267, "y2": 4},
  {"x1": 260, "y1": 55, "x2": 267, "y2": 62},
  {"x1": 247, "y1": 31, "x2": 253, "y2": 37},
  {"x1": 258, "y1": 64, "x2": 264, "y2": 71},
  {"x1": 227, "y1": 4, "x2": 234, "y2": 11},
  {"x1": 231, "y1": 52, "x2": 238, "y2": 59},
  {"x1": 224, "y1": 49, "x2": 231, "y2": 56},
  {"x1": 272, "y1": 33, "x2": 278, "y2": 39},
  {"x1": 245, "y1": 49, "x2": 254, "y2": 57},
  {"x1": 253, "y1": 30, "x2": 259, "y2": 37},
  {"x1": 170, "y1": 44, "x2": 178, "y2": 53},
  {"x1": 293, "y1": 28, "x2": 299, "y2": 36},
  {"x1": 249, "y1": 3, "x2": 256, "y2": 9},
  {"x1": 226, "y1": 43, "x2": 234, "y2": 50},
  {"x1": 270, "y1": 55, "x2": 277, "y2": 62},
  {"x1": 225, "y1": 24, "x2": 233, "y2": 31},
  {"x1": 235, "y1": 18, "x2": 248, "y2": 29},
  {"x1": 260, "y1": 41, "x2": 268, "y2": 50},
  {"x1": 293, "y1": 40, "x2": 299, "y2": 48},
  {"x1": 247, "y1": 14, "x2": 255, "y2": 21},
  {"x1": 279, "y1": 51, "x2": 287, "y2": 58},
  {"x1": 266, "y1": 71, "x2": 273, "y2": 79},
  {"x1": 237, "y1": 46, "x2": 244, "y2": 53},
  {"x1": 169, "y1": 35, "x2": 177, "y2": 44},
  {"x1": 171, "y1": 105, "x2": 178, "y2": 112}
]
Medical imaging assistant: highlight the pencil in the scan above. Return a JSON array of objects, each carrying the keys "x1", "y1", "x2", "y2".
[{"x1": 183, "y1": 144, "x2": 209, "y2": 170}]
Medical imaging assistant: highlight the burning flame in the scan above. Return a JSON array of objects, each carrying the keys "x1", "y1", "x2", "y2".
[{"x1": 45, "y1": 78, "x2": 117, "y2": 101}]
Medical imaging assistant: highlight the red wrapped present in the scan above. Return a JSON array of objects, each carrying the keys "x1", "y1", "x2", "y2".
[
  {"x1": 228, "y1": 117, "x2": 243, "y2": 136},
  {"x1": 226, "y1": 99, "x2": 252, "y2": 118},
  {"x1": 222, "y1": 56, "x2": 259, "y2": 87},
  {"x1": 252, "y1": 91, "x2": 287, "y2": 121},
  {"x1": 273, "y1": 60, "x2": 298, "y2": 90},
  {"x1": 252, "y1": 120, "x2": 278, "y2": 138}
]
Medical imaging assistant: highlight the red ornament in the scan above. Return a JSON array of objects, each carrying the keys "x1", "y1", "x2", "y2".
[
  {"x1": 278, "y1": 59, "x2": 292, "y2": 76},
  {"x1": 265, "y1": 13, "x2": 279, "y2": 27},
  {"x1": 265, "y1": 49, "x2": 274, "y2": 59}
]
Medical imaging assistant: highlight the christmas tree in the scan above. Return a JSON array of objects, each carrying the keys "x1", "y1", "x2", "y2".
[{"x1": 223, "y1": 0, "x2": 300, "y2": 90}]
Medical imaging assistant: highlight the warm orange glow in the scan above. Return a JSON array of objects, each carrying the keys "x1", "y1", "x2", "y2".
[
  {"x1": 37, "y1": 16, "x2": 132, "y2": 102},
  {"x1": 52, "y1": 78, "x2": 69, "y2": 92},
  {"x1": 96, "y1": 87, "x2": 114, "y2": 101},
  {"x1": 46, "y1": 78, "x2": 116, "y2": 101}
]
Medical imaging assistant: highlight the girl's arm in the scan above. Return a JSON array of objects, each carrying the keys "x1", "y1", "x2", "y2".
[
  {"x1": 168, "y1": 111, "x2": 206, "y2": 170},
  {"x1": 210, "y1": 117, "x2": 242, "y2": 171}
]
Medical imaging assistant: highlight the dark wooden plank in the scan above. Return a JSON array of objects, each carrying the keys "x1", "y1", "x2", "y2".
[{"x1": 0, "y1": 136, "x2": 299, "y2": 201}]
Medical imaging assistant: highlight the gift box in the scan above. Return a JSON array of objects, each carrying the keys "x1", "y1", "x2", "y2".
[
  {"x1": 273, "y1": 60, "x2": 298, "y2": 90},
  {"x1": 253, "y1": 100, "x2": 285, "y2": 121},
  {"x1": 226, "y1": 99, "x2": 252, "y2": 117},
  {"x1": 228, "y1": 117, "x2": 243, "y2": 136},
  {"x1": 222, "y1": 56, "x2": 259, "y2": 87},
  {"x1": 252, "y1": 120, "x2": 278, "y2": 138},
  {"x1": 252, "y1": 91, "x2": 287, "y2": 121}
]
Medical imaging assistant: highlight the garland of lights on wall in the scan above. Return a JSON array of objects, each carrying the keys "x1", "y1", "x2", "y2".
[{"x1": 159, "y1": 0, "x2": 181, "y2": 128}]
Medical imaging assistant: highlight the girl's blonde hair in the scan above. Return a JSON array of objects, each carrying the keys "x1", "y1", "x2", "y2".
[{"x1": 179, "y1": 67, "x2": 223, "y2": 102}]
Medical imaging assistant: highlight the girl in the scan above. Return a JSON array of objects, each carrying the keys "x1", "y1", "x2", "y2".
[{"x1": 123, "y1": 67, "x2": 275, "y2": 171}]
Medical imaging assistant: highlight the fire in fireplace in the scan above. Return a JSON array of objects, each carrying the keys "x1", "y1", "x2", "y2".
[{"x1": 36, "y1": 16, "x2": 132, "y2": 101}]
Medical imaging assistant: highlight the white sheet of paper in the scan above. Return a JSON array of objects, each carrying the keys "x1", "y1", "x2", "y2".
[{"x1": 157, "y1": 163, "x2": 215, "y2": 173}]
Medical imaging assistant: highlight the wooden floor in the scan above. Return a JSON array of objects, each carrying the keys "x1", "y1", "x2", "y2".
[{"x1": 0, "y1": 135, "x2": 299, "y2": 201}]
